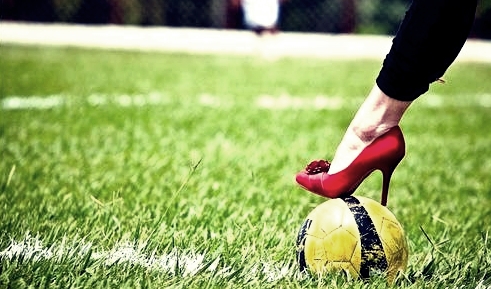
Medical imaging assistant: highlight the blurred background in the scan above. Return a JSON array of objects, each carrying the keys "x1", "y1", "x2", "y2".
[{"x1": 1, "y1": 0, "x2": 490, "y2": 39}]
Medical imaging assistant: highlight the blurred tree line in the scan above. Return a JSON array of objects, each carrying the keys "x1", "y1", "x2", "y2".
[{"x1": 1, "y1": 0, "x2": 490, "y2": 38}]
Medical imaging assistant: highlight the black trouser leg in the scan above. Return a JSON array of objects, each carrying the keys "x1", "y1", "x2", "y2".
[{"x1": 376, "y1": 0, "x2": 478, "y2": 101}]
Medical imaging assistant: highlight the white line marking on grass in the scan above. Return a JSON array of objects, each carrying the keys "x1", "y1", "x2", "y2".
[
  {"x1": 0, "y1": 233, "x2": 212, "y2": 277},
  {"x1": 2, "y1": 93, "x2": 349, "y2": 111},
  {"x1": 199, "y1": 93, "x2": 225, "y2": 108},
  {"x1": 1, "y1": 95, "x2": 64, "y2": 110},
  {"x1": 419, "y1": 94, "x2": 444, "y2": 108},
  {"x1": 256, "y1": 94, "x2": 344, "y2": 110},
  {"x1": 87, "y1": 92, "x2": 171, "y2": 107},
  {"x1": 0, "y1": 233, "x2": 295, "y2": 282},
  {"x1": 3, "y1": 93, "x2": 490, "y2": 111},
  {"x1": 477, "y1": 94, "x2": 491, "y2": 108}
]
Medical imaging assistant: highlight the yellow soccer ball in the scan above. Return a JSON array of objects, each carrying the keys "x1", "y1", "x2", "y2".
[{"x1": 296, "y1": 196, "x2": 408, "y2": 282}]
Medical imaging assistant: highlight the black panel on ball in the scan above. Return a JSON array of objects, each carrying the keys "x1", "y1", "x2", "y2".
[{"x1": 342, "y1": 196, "x2": 388, "y2": 278}]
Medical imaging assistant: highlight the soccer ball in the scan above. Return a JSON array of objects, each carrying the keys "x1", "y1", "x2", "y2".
[{"x1": 296, "y1": 196, "x2": 408, "y2": 282}]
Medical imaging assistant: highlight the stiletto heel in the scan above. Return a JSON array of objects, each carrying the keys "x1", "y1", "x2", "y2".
[
  {"x1": 380, "y1": 154, "x2": 402, "y2": 205},
  {"x1": 381, "y1": 169, "x2": 393, "y2": 206},
  {"x1": 296, "y1": 126, "x2": 405, "y2": 205}
]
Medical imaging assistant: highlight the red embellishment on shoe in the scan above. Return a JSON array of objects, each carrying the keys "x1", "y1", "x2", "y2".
[{"x1": 305, "y1": 160, "x2": 331, "y2": 175}]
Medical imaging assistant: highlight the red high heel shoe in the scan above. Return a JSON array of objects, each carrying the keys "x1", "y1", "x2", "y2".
[{"x1": 296, "y1": 126, "x2": 405, "y2": 206}]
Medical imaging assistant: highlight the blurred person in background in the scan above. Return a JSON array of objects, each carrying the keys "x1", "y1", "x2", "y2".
[
  {"x1": 239, "y1": 0, "x2": 285, "y2": 36},
  {"x1": 295, "y1": 0, "x2": 478, "y2": 206},
  {"x1": 228, "y1": 0, "x2": 286, "y2": 58}
]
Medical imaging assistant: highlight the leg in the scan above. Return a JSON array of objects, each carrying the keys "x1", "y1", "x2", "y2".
[
  {"x1": 377, "y1": 0, "x2": 478, "y2": 101},
  {"x1": 329, "y1": 0, "x2": 477, "y2": 174},
  {"x1": 297, "y1": 0, "x2": 477, "y2": 201},
  {"x1": 328, "y1": 86, "x2": 411, "y2": 174}
]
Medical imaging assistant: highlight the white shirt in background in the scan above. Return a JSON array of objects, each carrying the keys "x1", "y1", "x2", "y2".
[{"x1": 241, "y1": 0, "x2": 280, "y2": 29}]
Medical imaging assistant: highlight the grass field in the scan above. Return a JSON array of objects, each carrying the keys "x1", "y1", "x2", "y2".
[{"x1": 1, "y1": 44, "x2": 491, "y2": 288}]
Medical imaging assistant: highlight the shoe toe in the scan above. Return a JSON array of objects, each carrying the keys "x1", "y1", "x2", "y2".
[{"x1": 295, "y1": 171, "x2": 311, "y2": 189}]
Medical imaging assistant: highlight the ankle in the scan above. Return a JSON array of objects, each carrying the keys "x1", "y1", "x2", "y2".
[
  {"x1": 348, "y1": 86, "x2": 411, "y2": 143},
  {"x1": 350, "y1": 124, "x2": 396, "y2": 143}
]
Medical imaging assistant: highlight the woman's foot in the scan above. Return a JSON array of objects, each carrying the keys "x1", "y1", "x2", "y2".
[
  {"x1": 329, "y1": 86, "x2": 411, "y2": 174},
  {"x1": 296, "y1": 126, "x2": 405, "y2": 203},
  {"x1": 296, "y1": 85, "x2": 412, "y2": 205}
]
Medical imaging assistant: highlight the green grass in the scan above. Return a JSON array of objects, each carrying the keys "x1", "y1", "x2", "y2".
[{"x1": 1, "y1": 44, "x2": 491, "y2": 288}]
